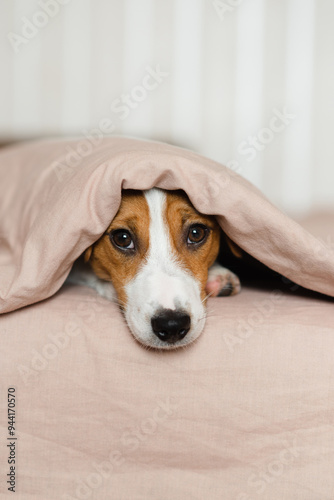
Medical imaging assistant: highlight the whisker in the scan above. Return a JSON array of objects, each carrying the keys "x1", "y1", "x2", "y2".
[
  {"x1": 116, "y1": 299, "x2": 127, "y2": 307},
  {"x1": 201, "y1": 291, "x2": 215, "y2": 303}
]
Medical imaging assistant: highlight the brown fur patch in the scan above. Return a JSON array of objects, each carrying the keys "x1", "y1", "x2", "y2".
[
  {"x1": 86, "y1": 190, "x2": 150, "y2": 308},
  {"x1": 164, "y1": 191, "x2": 221, "y2": 301},
  {"x1": 87, "y1": 189, "x2": 221, "y2": 307}
]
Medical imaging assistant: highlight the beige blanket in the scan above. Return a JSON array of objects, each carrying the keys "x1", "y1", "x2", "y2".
[
  {"x1": 0, "y1": 138, "x2": 334, "y2": 499},
  {"x1": 0, "y1": 137, "x2": 333, "y2": 314}
]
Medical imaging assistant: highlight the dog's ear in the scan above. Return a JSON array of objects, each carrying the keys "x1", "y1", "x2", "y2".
[
  {"x1": 225, "y1": 236, "x2": 243, "y2": 259},
  {"x1": 84, "y1": 245, "x2": 93, "y2": 263}
]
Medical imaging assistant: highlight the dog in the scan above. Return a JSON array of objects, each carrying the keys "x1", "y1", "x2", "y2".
[{"x1": 68, "y1": 188, "x2": 241, "y2": 349}]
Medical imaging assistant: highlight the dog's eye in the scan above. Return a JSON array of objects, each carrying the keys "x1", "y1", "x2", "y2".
[
  {"x1": 110, "y1": 229, "x2": 134, "y2": 250},
  {"x1": 187, "y1": 224, "x2": 208, "y2": 245}
]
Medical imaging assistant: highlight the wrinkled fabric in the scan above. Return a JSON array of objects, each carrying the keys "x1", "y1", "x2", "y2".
[
  {"x1": 0, "y1": 137, "x2": 334, "y2": 314},
  {"x1": 0, "y1": 274, "x2": 333, "y2": 499},
  {"x1": 1, "y1": 137, "x2": 334, "y2": 499}
]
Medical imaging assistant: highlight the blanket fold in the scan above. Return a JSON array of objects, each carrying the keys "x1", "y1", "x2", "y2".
[{"x1": 0, "y1": 136, "x2": 333, "y2": 314}]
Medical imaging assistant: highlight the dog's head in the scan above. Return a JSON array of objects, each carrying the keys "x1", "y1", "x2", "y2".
[{"x1": 85, "y1": 188, "x2": 221, "y2": 349}]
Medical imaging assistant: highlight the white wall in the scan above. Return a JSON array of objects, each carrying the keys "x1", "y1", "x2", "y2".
[{"x1": 1, "y1": 0, "x2": 334, "y2": 215}]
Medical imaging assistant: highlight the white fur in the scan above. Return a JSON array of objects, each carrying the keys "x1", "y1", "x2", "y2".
[
  {"x1": 124, "y1": 188, "x2": 205, "y2": 349},
  {"x1": 65, "y1": 260, "x2": 116, "y2": 301}
]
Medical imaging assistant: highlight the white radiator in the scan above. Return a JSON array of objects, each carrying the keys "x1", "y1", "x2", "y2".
[{"x1": 1, "y1": 0, "x2": 334, "y2": 214}]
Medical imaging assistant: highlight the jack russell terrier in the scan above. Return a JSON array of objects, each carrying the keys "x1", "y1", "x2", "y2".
[{"x1": 68, "y1": 188, "x2": 241, "y2": 349}]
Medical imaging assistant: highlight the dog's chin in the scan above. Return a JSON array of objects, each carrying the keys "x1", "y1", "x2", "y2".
[
  {"x1": 133, "y1": 333, "x2": 199, "y2": 350},
  {"x1": 125, "y1": 315, "x2": 205, "y2": 351}
]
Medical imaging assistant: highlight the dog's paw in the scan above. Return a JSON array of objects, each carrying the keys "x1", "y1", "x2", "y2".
[{"x1": 205, "y1": 263, "x2": 241, "y2": 297}]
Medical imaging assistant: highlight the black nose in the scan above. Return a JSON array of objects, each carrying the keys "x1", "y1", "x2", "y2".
[{"x1": 151, "y1": 310, "x2": 191, "y2": 343}]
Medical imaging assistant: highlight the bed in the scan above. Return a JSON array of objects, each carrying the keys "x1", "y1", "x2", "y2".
[{"x1": 0, "y1": 137, "x2": 333, "y2": 499}]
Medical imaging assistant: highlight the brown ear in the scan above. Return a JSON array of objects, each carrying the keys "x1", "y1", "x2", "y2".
[
  {"x1": 226, "y1": 236, "x2": 243, "y2": 259},
  {"x1": 84, "y1": 245, "x2": 93, "y2": 263}
]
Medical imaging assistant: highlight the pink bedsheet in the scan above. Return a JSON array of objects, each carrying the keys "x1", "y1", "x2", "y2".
[{"x1": 1, "y1": 268, "x2": 333, "y2": 499}]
